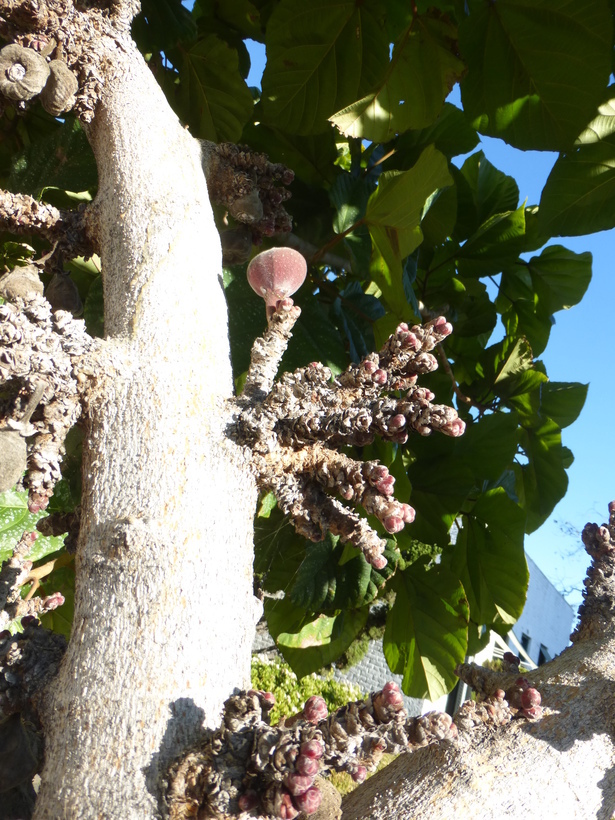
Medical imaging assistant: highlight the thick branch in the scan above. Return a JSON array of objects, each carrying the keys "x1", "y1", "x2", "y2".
[{"x1": 0, "y1": 191, "x2": 94, "y2": 259}]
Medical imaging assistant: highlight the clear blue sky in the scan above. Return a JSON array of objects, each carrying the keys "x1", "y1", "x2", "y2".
[{"x1": 245, "y1": 43, "x2": 613, "y2": 609}]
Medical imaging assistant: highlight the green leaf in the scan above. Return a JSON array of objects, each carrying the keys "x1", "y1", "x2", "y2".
[
  {"x1": 365, "y1": 145, "x2": 452, "y2": 313},
  {"x1": 456, "y1": 412, "x2": 519, "y2": 483},
  {"x1": 518, "y1": 418, "x2": 569, "y2": 533},
  {"x1": 449, "y1": 488, "x2": 528, "y2": 626},
  {"x1": 389, "y1": 104, "x2": 480, "y2": 168},
  {"x1": 132, "y1": 0, "x2": 197, "y2": 53},
  {"x1": 254, "y1": 505, "x2": 307, "y2": 594},
  {"x1": 539, "y1": 382, "x2": 588, "y2": 429},
  {"x1": 330, "y1": 173, "x2": 374, "y2": 234},
  {"x1": 241, "y1": 121, "x2": 339, "y2": 187},
  {"x1": 576, "y1": 84, "x2": 615, "y2": 145},
  {"x1": 194, "y1": 0, "x2": 263, "y2": 41},
  {"x1": 383, "y1": 557, "x2": 469, "y2": 700},
  {"x1": 331, "y1": 282, "x2": 385, "y2": 362},
  {"x1": 9, "y1": 118, "x2": 97, "y2": 198},
  {"x1": 528, "y1": 245, "x2": 592, "y2": 312},
  {"x1": 39, "y1": 565, "x2": 75, "y2": 638},
  {"x1": 0, "y1": 491, "x2": 65, "y2": 565},
  {"x1": 457, "y1": 205, "x2": 526, "y2": 277},
  {"x1": 457, "y1": 151, "x2": 519, "y2": 227},
  {"x1": 261, "y1": 0, "x2": 389, "y2": 134},
  {"x1": 330, "y1": 11, "x2": 466, "y2": 141},
  {"x1": 175, "y1": 34, "x2": 254, "y2": 142},
  {"x1": 421, "y1": 185, "x2": 457, "y2": 247},
  {"x1": 83, "y1": 274, "x2": 104, "y2": 339},
  {"x1": 459, "y1": 0, "x2": 612, "y2": 150},
  {"x1": 406, "y1": 454, "x2": 474, "y2": 547},
  {"x1": 538, "y1": 136, "x2": 615, "y2": 236},
  {"x1": 289, "y1": 534, "x2": 397, "y2": 612},
  {"x1": 266, "y1": 596, "x2": 368, "y2": 678}
]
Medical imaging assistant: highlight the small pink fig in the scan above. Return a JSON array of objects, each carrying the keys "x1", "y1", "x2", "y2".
[
  {"x1": 300, "y1": 739, "x2": 324, "y2": 760},
  {"x1": 383, "y1": 515, "x2": 404, "y2": 534},
  {"x1": 351, "y1": 765, "x2": 367, "y2": 783},
  {"x1": 296, "y1": 754, "x2": 319, "y2": 777},
  {"x1": 279, "y1": 791, "x2": 299, "y2": 819},
  {"x1": 247, "y1": 247, "x2": 307, "y2": 319},
  {"x1": 238, "y1": 791, "x2": 259, "y2": 811},
  {"x1": 303, "y1": 695, "x2": 328, "y2": 723},
  {"x1": 284, "y1": 773, "x2": 314, "y2": 796},
  {"x1": 371, "y1": 553, "x2": 388, "y2": 570},
  {"x1": 293, "y1": 786, "x2": 322, "y2": 815},
  {"x1": 521, "y1": 688, "x2": 541, "y2": 709}
]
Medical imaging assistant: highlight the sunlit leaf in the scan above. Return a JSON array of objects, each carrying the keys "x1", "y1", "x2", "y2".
[
  {"x1": 261, "y1": 0, "x2": 388, "y2": 134},
  {"x1": 460, "y1": 0, "x2": 612, "y2": 150},
  {"x1": 330, "y1": 11, "x2": 465, "y2": 141},
  {"x1": 383, "y1": 557, "x2": 469, "y2": 700},
  {"x1": 449, "y1": 488, "x2": 527, "y2": 625},
  {"x1": 176, "y1": 34, "x2": 254, "y2": 141}
]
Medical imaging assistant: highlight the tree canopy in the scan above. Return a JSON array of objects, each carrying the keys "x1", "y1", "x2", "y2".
[{"x1": 1, "y1": 0, "x2": 613, "y2": 708}]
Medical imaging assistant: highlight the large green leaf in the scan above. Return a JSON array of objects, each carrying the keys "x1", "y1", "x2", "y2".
[
  {"x1": 459, "y1": 0, "x2": 612, "y2": 150},
  {"x1": 331, "y1": 282, "x2": 385, "y2": 362},
  {"x1": 518, "y1": 418, "x2": 569, "y2": 533},
  {"x1": 365, "y1": 145, "x2": 452, "y2": 314},
  {"x1": 175, "y1": 34, "x2": 254, "y2": 141},
  {"x1": 538, "y1": 136, "x2": 615, "y2": 236},
  {"x1": 383, "y1": 557, "x2": 469, "y2": 700},
  {"x1": 449, "y1": 488, "x2": 527, "y2": 626},
  {"x1": 330, "y1": 11, "x2": 466, "y2": 142},
  {"x1": 9, "y1": 117, "x2": 97, "y2": 198},
  {"x1": 193, "y1": 0, "x2": 263, "y2": 41},
  {"x1": 456, "y1": 205, "x2": 526, "y2": 277},
  {"x1": 387, "y1": 104, "x2": 480, "y2": 169},
  {"x1": 497, "y1": 246, "x2": 591, "y2": 355},
  {"x1": 132, "y1": 0, "x2": 197, "y2": 53},
  {"x1": 290, "y1": 536, "x2": 398, "y2": 612},
  {"x1": 528, "y1": 245, "x2": 592, "y2": 312},
  {"x1": 457, "y1": 151, "x2": 519, "y2": 228},
  {"x1": 261, "y1": 0, "x2": 388, "y2": 134},
  {"x1": 254, "y1": 505, "x2": 307, "y2": 595},
  {"x1": 266, "y1": 596, "x2": 369, "y2": 678},
  {"x1": 455, "y1": 411, "x2": 519, "y2": 483},
  {"x1": 539, "y1": 382, "x2": 588, "y2": 429},
  {"x1": 0, "y1": 491, "x2": 66, "y2": 565}
]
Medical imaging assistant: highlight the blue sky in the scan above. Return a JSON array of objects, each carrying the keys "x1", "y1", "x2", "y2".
[{"x1": 245, "y1": 42, "x2": 613, "y2": 609}]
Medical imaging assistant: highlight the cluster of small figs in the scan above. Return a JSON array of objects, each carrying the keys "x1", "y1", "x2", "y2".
[
  {"x1": 240, "y1": 246, "x2": 466, "y2": 569},
  {"x1": 166, "y1": 680, "x2": 458, "y2": 819}
]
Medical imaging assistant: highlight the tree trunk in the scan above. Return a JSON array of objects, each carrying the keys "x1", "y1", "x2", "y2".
[{"x1": 33, "y1": 40, "x2": 260, "y2": 820}]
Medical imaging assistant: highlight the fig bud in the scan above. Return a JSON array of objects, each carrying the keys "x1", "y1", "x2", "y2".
[{"x1": 246, "y1": 247, "x2": 307, "y2": 319}]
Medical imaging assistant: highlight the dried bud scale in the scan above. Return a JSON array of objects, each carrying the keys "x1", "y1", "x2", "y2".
[
  {"x1": 201, "y1": 141, "x2": 294, "y2": 244},
  {"x1": 232, "y1": 304, "x2": 464, "y2": 568},
  {"x1": 0, "y1": 293, "x2": 93, "y2": 506}
]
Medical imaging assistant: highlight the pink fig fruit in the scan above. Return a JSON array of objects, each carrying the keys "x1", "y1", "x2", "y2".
[{"x1": 246, "y1": 247, "x2": 307, "y2": 319}]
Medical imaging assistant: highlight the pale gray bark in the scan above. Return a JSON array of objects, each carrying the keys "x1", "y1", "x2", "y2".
[
  {"x1": 341, "y1": 637, "x2": 615, "y2": 820},
  {"x1": 33, "y1": 40, "x2": 260, "y2": 820}
]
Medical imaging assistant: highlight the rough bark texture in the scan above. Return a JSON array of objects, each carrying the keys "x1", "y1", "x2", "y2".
[
  {"x1": 341, "y1": 638, "x2": 615, "y2": 818},
  {"x1": 32, "y1": 38, "x2": 259, "y2": 820}
]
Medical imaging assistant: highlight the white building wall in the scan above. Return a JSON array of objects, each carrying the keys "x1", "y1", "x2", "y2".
[{"x1": 511, "y1": 554, "x2": 575, "y2": 665}]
